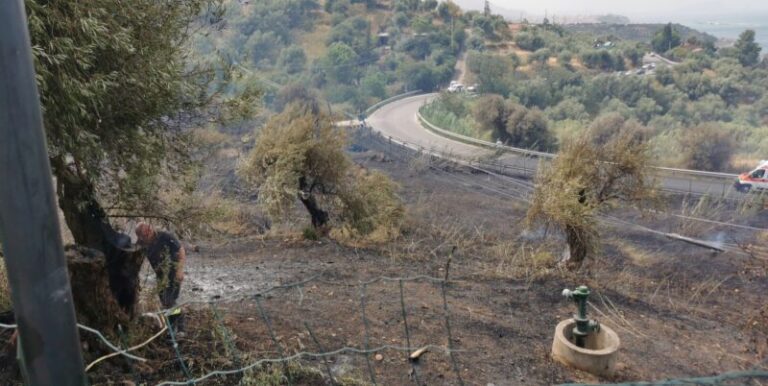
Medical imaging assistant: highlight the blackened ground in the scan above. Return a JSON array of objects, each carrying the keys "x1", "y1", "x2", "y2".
[{"x1": 1, "y1": 139, "x2": 765, "y2": 385}]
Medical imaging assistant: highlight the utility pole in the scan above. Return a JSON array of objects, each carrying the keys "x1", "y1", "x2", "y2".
[{"x1": 0, "y1": 1, "x2": 87, "y2": 385}]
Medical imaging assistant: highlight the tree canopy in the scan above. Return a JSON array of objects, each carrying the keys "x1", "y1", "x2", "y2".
[
  {"x1": 526, "y1": 130, "x2": 658, "y2": 267},
  {"x1": 25, "y1": 0, "x2": 252, "y2": 247},
  {"x1": 240, "y1": 103, "x2": 404, "y2": 241},
  {"x1": 734, "y1": 29, "x2": 762, "y2": 67},
  {"x1": 652, "y1": 23, "x2": 682, "y2": 53}
]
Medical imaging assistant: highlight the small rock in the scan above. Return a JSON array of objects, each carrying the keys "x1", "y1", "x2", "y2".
[{"x1": 374, "y1": 354, "x2": 384, "y2": 361}]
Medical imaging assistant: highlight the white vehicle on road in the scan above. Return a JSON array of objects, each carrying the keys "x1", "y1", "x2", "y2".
[
  {"x1": 447, "y1": 81, "x2": 464, "y2": 93},
  {"x1": 734, "y1": 160, "x2": 768, "y2": 192}
]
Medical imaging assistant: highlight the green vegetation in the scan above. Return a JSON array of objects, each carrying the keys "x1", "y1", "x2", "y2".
[
  {"x1": 563, "y1": 23, "x2": 717, "y2": 47},
  {"x1": 733, "y1": 30, "x2": 762, "y2": 67},
  {"x1": 652, "y1": 23, "x2": 682, "y2": 53},
  {"x1": 422, "y1": 21, "x2": 768, "y2": 171},
  {"x1": 195, "y1": 0, "x2": 480, "y2": 115},
  {"x1": 420, "y1": 93, "x2": 476, "y2": 137}
]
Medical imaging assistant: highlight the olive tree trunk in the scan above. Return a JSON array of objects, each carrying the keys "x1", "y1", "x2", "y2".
[
  {"x1": 564, "y1": 225, "x2": 589, "y2": 268},
  {"x1": 298, "y1": 177, "x2": 329, "y2": 229},
  {"x1": 54, "y1": 160, "x2": 145, "y2": 329},
  {"x1": 299, "y1": 194, "x2": 329, "y2": 229}
]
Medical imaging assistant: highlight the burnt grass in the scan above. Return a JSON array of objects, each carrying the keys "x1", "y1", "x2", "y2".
[{"x1": 2, "y1": 144, "x2": 767, "y2": 385}]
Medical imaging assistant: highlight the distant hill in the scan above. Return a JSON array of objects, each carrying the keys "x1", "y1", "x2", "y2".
[
  {"x1": 562, "y1": 23, "x2": 718, "y2": 44},
  {"x1": 452, "y1": 0, "x2": 526, "y2": 21}
]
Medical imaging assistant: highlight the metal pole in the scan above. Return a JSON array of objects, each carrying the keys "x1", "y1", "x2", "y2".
[{"x1": 0, "y1": 1, "x2": 87, "y2": 384}]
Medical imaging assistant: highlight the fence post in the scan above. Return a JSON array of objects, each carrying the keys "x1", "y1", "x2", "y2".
[
  {"x1": 0, "y1": 1, "x2": 87, "y2": 384},
  {"x1": 523, "y1": 156, "x2": 528, "y2": 175}
]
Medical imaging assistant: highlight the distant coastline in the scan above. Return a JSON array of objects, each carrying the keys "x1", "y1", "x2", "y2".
[{"x1": 682, "y1": 19, "x2": 768, "y2": 50}]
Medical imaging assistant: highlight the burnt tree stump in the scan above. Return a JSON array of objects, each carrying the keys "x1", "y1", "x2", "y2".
[{"x1": 65, "y1": 245, "x2": 145, "y2": 331}]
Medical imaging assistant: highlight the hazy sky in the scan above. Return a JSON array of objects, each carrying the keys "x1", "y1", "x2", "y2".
[{"x1": 479, "y1": 0, "x2": 768, "y2": 21}]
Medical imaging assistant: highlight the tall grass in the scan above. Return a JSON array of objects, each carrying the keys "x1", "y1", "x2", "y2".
[{"x1": 420, "y1": 98, "x2": 479, "y2": 138}]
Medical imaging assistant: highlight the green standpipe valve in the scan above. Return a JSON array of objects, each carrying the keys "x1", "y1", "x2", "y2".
[{"x1": 562, "y1": 286, "x2": 600, "y2": 348}]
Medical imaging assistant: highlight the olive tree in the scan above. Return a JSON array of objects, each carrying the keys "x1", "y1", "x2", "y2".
[
  {"x1": 526, "y1": 130, "x2": 658, "y2": 268},
  {"x1": 240, "y1": 103, "x2": 404, "y2": 241},
  {"x1": 472, "y1": 96, "x2": 555, "y2": 150},
  {"x1": 25, "y1": 0, "x2": 252, "y2": 325}
]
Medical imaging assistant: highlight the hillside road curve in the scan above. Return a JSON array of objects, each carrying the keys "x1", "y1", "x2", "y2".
[{"x1": 366, "y1": 93, "x2": 739, "y2": 197}]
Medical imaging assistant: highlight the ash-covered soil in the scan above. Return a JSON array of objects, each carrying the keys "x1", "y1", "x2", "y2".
[
  {"x1": 154, "y1": 142, "x2": 768, "y2": 385},
  {"x1": 4, "y1": 138, "x2": 764, "y2": 386}
]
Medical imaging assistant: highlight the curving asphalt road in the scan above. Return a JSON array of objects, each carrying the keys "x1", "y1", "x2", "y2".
[{"x1": 367, "y1": 93, "x2": 740, "y2": 197}]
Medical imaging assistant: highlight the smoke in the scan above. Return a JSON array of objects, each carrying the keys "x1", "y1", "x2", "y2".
[
  {"x1": 709, "y1": 231, "x2": 726, "y2": 250},
  {"x1": 521, "y1": 226, "x2": 548, "y2": 241}
]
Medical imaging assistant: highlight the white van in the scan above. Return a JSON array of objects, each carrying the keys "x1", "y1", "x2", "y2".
[{"x1": 734, "y1": 160, "x2": 768, "y2": 192}]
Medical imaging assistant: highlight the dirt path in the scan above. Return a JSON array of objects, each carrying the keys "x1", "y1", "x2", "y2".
[{"x1": 453, "y1": 29, "x2": 470, "y2": 84}]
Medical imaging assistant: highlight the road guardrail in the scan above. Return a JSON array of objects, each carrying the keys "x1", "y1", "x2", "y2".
[
  {"x1": 364, "y1": 90, "x2": 422, "y2": 116},
  {"x1": 414, "y1": 95, "x2": 738, "y2": 183}
]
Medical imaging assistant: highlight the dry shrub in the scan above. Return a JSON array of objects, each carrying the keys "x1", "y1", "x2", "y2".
[
  {"x1": 490, "y1": 241, "x2": 558, "y2": 280},
  {"x1": 609, "y1": 239, "x2": 658, "y2": 267},
  {"x1": 0, "y1": 262, "x2": 10, "y2": 312},
  {"x1": 332, "y1": 169, "x2": 405, "y2": 244},
  {"x1": 588, "y1": 113, "x2": 652, "y2": 145},
  {"x1": 153, "y1": 188, "x2": 243, "y2": 239},
  {"x1": 191, "y1": 126, "x2": 231, "y2": 148},
  {"x1": 678, "y1": 124, "x2": 735, "y2": 171},
  {"x1": 408, "y1": 151, "x2": 431, "y2": 174},
  {"x1": 677, "y1": 195, "x2": 726, "y2": 236},
  {"x1": 204, "y1": 196, "x2": 268, "y2": 237},
  {"x1": 526, "y1": 130, "x2": 658, "y2": 267}
]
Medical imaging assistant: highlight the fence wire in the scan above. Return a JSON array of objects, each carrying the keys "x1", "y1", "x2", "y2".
[
  {"x1": 1, "y1": 271, "x2": 465, "y2": 385},
  {"x1": 152, "y1": 271, "x2": 465, "y2": 386}
]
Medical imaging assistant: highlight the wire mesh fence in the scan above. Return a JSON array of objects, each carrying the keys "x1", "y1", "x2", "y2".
[
  {"x1": 155, "y1": 267, "x2": 466, "y2": 385},
  {"x1": 2, "y1": 268, "x2": 466, "y2": 385}
]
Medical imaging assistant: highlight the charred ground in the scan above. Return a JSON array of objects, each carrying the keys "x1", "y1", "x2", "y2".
[{"x1": 1, "y1": 133, "x2": 766, "y2": 385}]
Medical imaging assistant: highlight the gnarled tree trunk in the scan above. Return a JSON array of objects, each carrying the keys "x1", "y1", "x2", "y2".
[
  {"x1": 299, "y1": 176, "x2": 329, "y2": 229},
  {"x1": 53, "y1": 160, "x2": 145, "y2": 327},
  {"x1": 564, "y1": 225, "x2": 589, "y2": 268}
]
